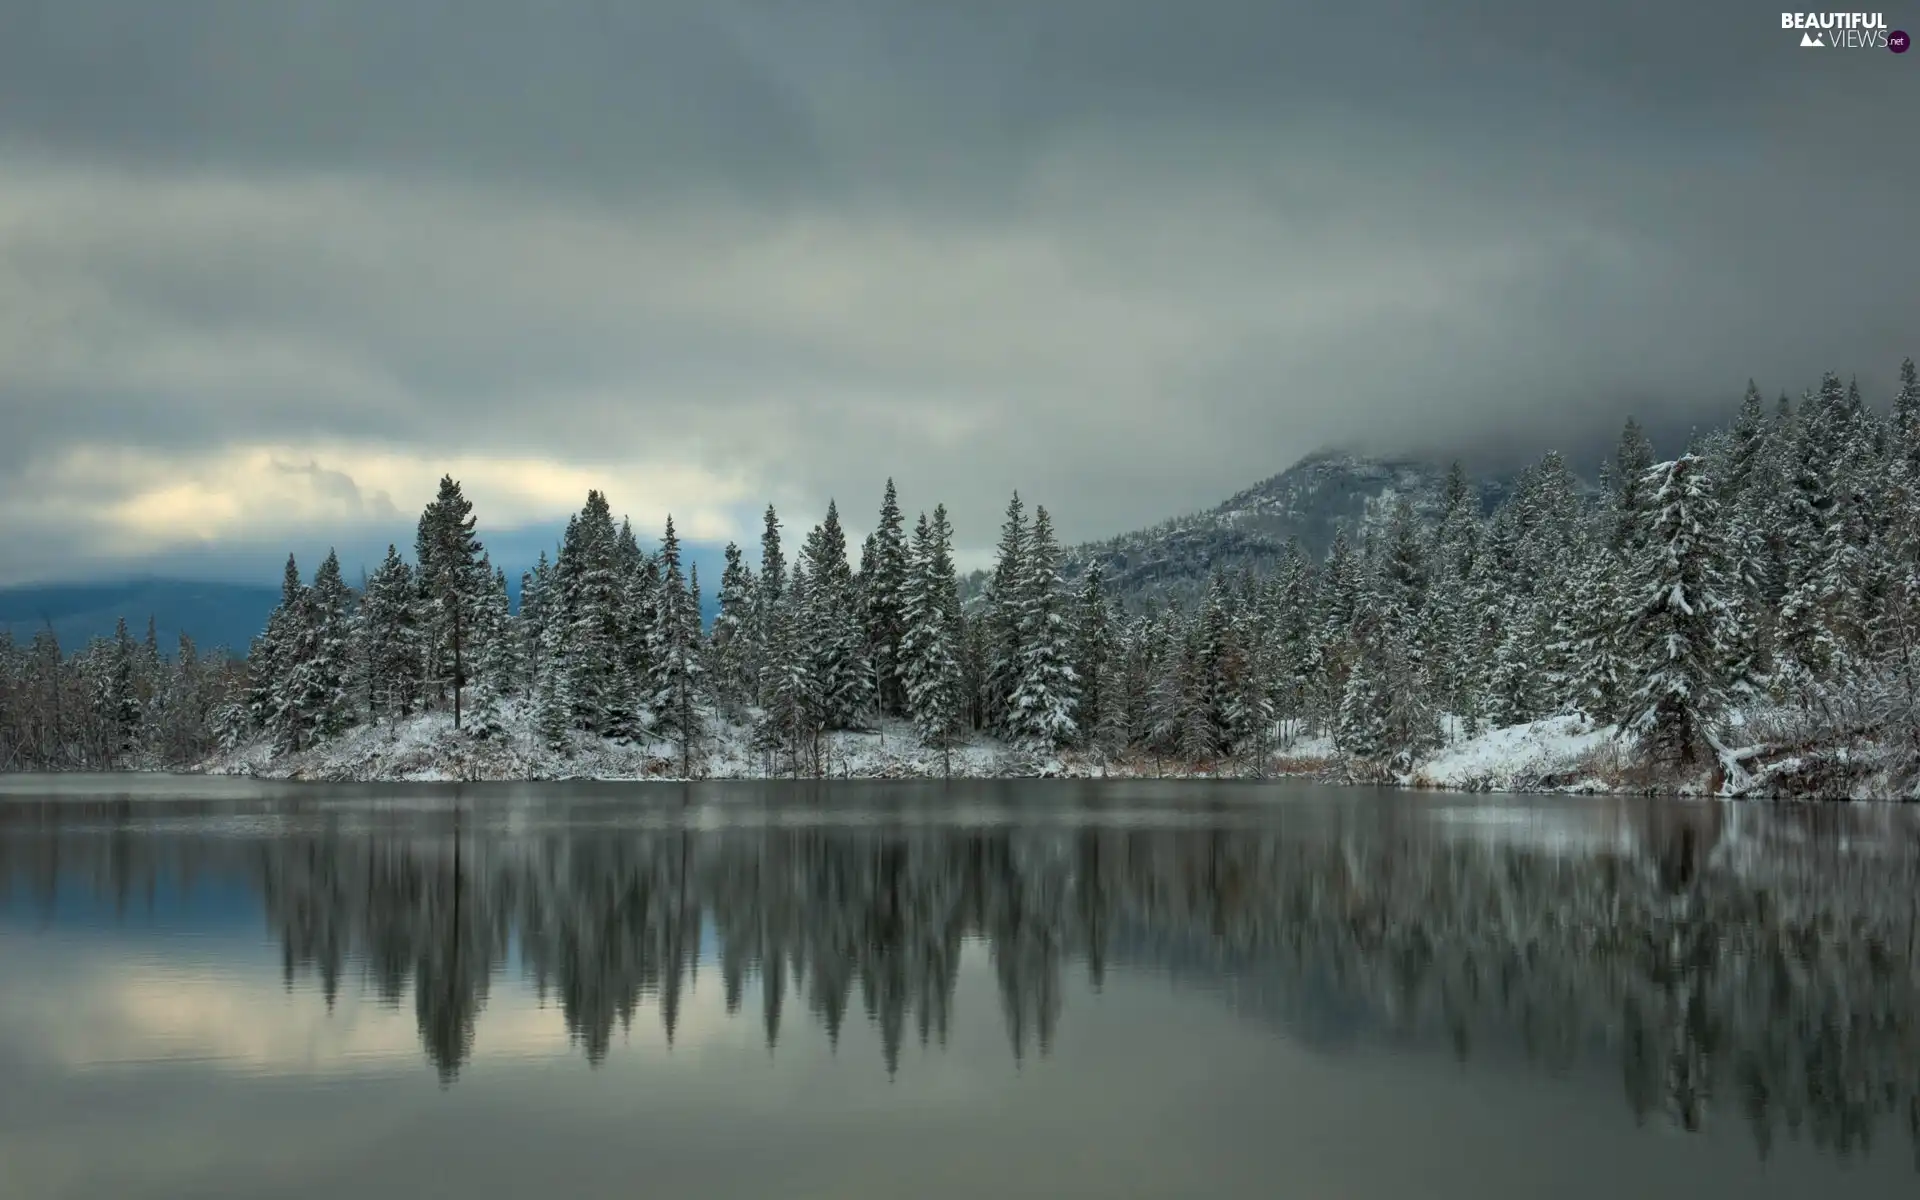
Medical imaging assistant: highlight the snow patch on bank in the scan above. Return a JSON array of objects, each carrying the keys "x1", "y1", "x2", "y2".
[{"x1": 1408, "y1": 715, "x2": 1620, "y2": 794}]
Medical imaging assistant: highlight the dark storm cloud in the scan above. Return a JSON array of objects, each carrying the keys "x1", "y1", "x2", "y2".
[{"x1": 0, "y1": 0, "x2": 1913, "y2": 580}]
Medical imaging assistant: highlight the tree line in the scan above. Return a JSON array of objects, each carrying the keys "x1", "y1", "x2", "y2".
[{"x1": 3, "y1": 361, "x2": 1916, "y2": 780}]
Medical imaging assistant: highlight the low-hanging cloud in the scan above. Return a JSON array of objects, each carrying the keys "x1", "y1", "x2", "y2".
[{"x1": 0, "y1": 1, "x2": 1913, "y2": 583}]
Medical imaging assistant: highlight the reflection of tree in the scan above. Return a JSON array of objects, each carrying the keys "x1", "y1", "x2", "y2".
[{"x1": 5, "y1": 797, "x2": 1920, "y2": 1167}]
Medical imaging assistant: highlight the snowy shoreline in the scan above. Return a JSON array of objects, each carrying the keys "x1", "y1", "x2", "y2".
[{"x1": 183, "y1": 709, "x2": 1915, "y2": 801}]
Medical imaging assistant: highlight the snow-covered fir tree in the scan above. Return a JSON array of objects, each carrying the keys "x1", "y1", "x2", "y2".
[
  {"x1": 709, "y1": 541, "x2": 756, "y2": 719},
  {"x1": 900, "y1": 506, "x2": 965, "y2": 771},
  {"x1": 1006, "y1": 505, "x2": 1078, "y2": 750},
  {"x1": 1617, "y1": 455, "x2": 1742, "y2": 765},
  {"x1": 414, "y1": 476, "x2": 490, "y2": 729},
  {"x1": 982, "y1": 492, "x2": 1030, "y2": 735},
  {"x1": 357, "y1": 544, "x2": 421, "y2": 723},
  {"x1": 298, "y1": 549, "x2": 356, "y2": 742},
  {"x1": 650, "y1": 516, "x2": 705, "y2": 774},
  {"x1": 864, "y1": 479, "x2": 910, "y2": 718}
]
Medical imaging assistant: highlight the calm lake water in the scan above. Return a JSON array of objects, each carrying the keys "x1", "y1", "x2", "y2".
[{"x1": 2, "y1": 776, "x2": 1917, "y2": 1199}]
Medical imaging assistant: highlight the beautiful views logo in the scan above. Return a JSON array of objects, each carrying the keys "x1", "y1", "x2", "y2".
[{"x1": 1781, "y1": 12, "x2": 1906, "y2": 48}]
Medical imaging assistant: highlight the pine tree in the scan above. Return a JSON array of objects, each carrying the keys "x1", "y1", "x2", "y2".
[
  {"x1": 1618, "y1": 455, "x2": 1738, "y2": 766},
  {"x1": 533, "y1": 616, "x2": 573, "y2": 753},
  {"x1": 901, "y1": 508, "x2": 965, "y2": 771},
  {"x1": 253, "y1": 554, "x2": 308, "y2": 754},
  {"x1": 1072, "y1": 564, "x2": 1113, "y2": 752},
  {"x1": 299, "y1": 549, "x2": 355, "y2": 741},
  {"x1": 609, "y1": 517, "x2": 654, "y2": 742},
  {"x1": 1611, "y1": 418, "x2": 1657, "y2": 552},
  {"x1": 1426, "y1": 467, "x2": 1481, "y2": 728},
  {"x1": 754, "y1": 505, "x2": 786, "y2": 709},
  {"x1": 800, "y1": 501, "x2": 872, "y2": 730},
  {"x1": 1007, "y1": 505, "x2": 1078, "y2": 750},
  {"x1": 650, "y1": 516, "x2": 705, "y2": 774},
  {"x1": 1379, "y1": 497, "x2": 1430, "y2": 673},
  {"x1": 358, "y1": 545, "x2": 420, "y2": 724},
  {"x1": 467, "y1": 567, "x2": 514, "y2": 740},
  {"x1": 556, "y1": 492, "x2": 624, "y2": 736},
  {"x1": 1335, "y1": 642, "x2": 1388, "y2": 761},
  {"x1": 864, "y1": 479, "x2": 910, "y2": 718},
  {"x1": 102, "y1": 616, "x2": 142, "y2": 756},
  {"x1": 1266, "y1": 538, "x2": 1316, "y2": 737},
  {"x1": 1893, "y1": 357, "x2": 1920, "y2": 478},
  {"x1": 983, "y1": 492, "x2": 1029, "y2": 734},
  {"x1": 710, "y1": 541, "x2": 756, "y2": 719},
  {"x1": 518, "y1": 552, "x2": 552, "y2": 695},
  {"x1": 759, "y1": 566, "x2": 820, "y2": 776},
  {"x1": 415, "y1": 476, "x2": 488, "y2": 729},
  {"x1": 1219, "y1": 595, "x2": 1274, "y2": 773}
]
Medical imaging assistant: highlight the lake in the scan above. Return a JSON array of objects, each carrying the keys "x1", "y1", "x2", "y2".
[{"x1": 1, "y1": 776, "x2": 1916, "y2": 1199}]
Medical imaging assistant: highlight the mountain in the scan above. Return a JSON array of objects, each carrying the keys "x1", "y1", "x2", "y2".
[
  {"x1": 0, "y1": 580, "x2": 282, "y2": 656},
  {"x1": 966, "y1": 451, "x2": 1521, "y2": 609}
]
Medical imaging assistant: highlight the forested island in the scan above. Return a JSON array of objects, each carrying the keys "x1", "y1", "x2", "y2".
[{"x1": 2, "y1": 365, "x2": 1917, "y2": 799}]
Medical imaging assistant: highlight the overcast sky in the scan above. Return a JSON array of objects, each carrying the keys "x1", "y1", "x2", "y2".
[{"x1": 1, "y1": 1, "x2": 1914, "y2": 583}]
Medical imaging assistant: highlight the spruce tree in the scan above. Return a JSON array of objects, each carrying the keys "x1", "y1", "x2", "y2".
[
  {"x1": 865, "y1": 479, "x2": 910, "y2": 718},
  {"x1": 710, "y1": 541, "x2": 757, "y2": 719},
  {"x1": 1072, "y1": 563, "x2": 1113, "y2": 751},
  {"x1": 1611, "y1": 418, "x2": 1657, "y2": 552},
  {"x1": 754, "y1": 505, "x2": 786, "y2": 708},
  {"x1": 300, "y1": 549, "x2": 355, "y2": 741},
  {"x1": 800, "y1": 501, "x2": 872, "y2": 730},
  {"x1": 103, "y1": 616, "x2": 142, "y2": 756},
  {"x1": 358, "y1": 545, "x2": 420, "y2": 724},
  {"x1": 254, "y1": 554, "x2": 308, "y2": 754},
  {"x1": 1618, "y1": 455, "x2": 1738, "y2": 766},
  {"x1": 983, "y1": 492, "x2": 1029, "y2": 735},
  {"x1": 650, "y1": 516, "x2": 705, "y2": 774},
  {"x1": 466, "y1": 567, "x2": 514, "y2": 739},
  {"x1": 557, "y1": 492, "x2": 624, "y2": 736},
  {"x1": 416, "y1": 476, "x2": 488, "y2": 729},
  {"x1": 900, "y1": 507, "x2": 965, "y2": 771},
  {"x1": 1007, "y1": 505, "x2": 1079, "y2": 750}
]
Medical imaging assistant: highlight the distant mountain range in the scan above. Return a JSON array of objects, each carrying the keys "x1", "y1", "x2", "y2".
[
  {"x1": 1, "y1": 545, "x2": 731, "y2": 658},
  {"x1": 0, "y1": 580, "x2": 282, "y2": 656}
]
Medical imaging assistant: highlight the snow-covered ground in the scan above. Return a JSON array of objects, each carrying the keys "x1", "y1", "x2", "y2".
[
  {"x1": 197, "y1": 705, "x2": 1913, "y2": 799},
  {"x1": 1408, "y1": 714, "x2": 1622, "y2": 794},
  {"x1": 202, "y1": 704, "x2": 1313, "y2": 784}
]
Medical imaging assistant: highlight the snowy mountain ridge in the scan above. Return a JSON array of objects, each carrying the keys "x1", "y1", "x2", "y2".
[{"x1": 1036, "y1": 450, "x2": 1518, "y2": 607}]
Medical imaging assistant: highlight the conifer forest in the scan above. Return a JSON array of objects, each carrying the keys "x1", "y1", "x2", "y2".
[{"x1": 4, "y1": 365, "x2": 1919, "y2": 798}]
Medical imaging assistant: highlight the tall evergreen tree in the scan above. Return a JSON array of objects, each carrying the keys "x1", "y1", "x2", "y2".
[
  {"x1": 1072, "y1": 563, "x2": 1114, "y2": 751},
  {"x1": 1618, "y1": 456, "x2": 1741, "y2": 765},
  {"x1": 864, "y1": 479, "x2": 910, "y2": 718},
  {"x1": 982, "y1": 492, "x2": 1029, "y2": 735},
  {"x1": 358, "y1": 544, "x2": 421, "y2": 723},
  {"x1": 710, "y1": 541, "x2": 756, "y2": 718},
  {"x1": 1006, "y1": 505, "x2": 1078, "y2": 750},
  {"x1": 298, "y1": 549, "x2": 355, "y2": 742},
  {"x1": 650, "y1": 516, "x2": 705, "y2": 774},
  {"x1": 800, "y1": 501, "x2": 872, "y2": 730},
  {"x1": 416, "y1": 476, "x2": 488, "y2": 729},
  {"x1": 901, "y1": 508, "x2": 965, "y2": 772}
]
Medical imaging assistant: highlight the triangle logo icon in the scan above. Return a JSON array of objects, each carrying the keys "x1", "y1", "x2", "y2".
[{"x1": 1800, "y1": 31, "x2": 1823, "y2": 46}]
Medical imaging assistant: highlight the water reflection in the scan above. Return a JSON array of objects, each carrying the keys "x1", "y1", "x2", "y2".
[{"x1": 3, "y1": 790, "x2": 1919, "y2": 1168}]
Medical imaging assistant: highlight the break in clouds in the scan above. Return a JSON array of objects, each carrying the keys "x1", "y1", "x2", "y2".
[{"x1": 0, "y1": 0, "x2": 1912, "y2": 582}]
